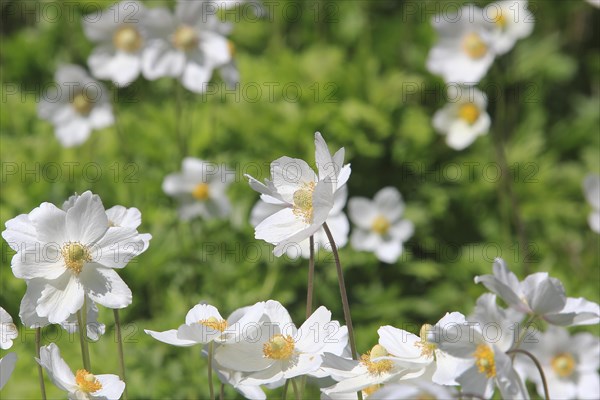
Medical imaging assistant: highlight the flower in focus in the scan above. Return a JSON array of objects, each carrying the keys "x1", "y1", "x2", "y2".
[
  {"x1": 475, "y1": 258, "x2": 600, "y2": 326},
  {"x1": 246, "y1": 132, "x2": 351, "y2": 256},
  {"x1": 518, "y1": 326, "x2": 600, "y2": 399},
  {"x1": 484, "y1": 0, "x2": 534, "y2": 55},
  {"x1": 142, "y1": 0, "x2": 233, "y2": 93},
  {"x1": 83, "y1": 1, "x2": 149, "y2": 86},
  {"x1": 426, "y1": 5, "x2": 495, "y2": 85},
  {"x1": 348, "y1": 187, "x2": 413, "y2": 263},
  {"x1": 1, "y1": 191, "x2": 149, "y2": 324},
  {"x1": 0, "y1": 353, "x2": 17, "y2": 390},
  {"x1": 38, "y1": 65, "x2": 114, "y2": 147},
  {"x1": 583, "y1": 174, "x2": 600, "y2": 233},
  {"x1": 162, "y1": 158, "x2": 233, "y2": 221},
  {"x1": 432, "y1": 86, "x2": 490, "y2": 150},
  {"x1": 37, "y1": 343, "x2": 125, "y2": 400},
  {"x1": 0, "y1": 307, "x2": 18, "y2": 350}
]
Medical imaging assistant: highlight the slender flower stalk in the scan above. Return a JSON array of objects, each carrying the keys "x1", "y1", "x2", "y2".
[
  {"x1": 113, "y1": 309, "x2": 128, "y2": 400},
  {"x1": 306, "y1": 235, "x2": 315, "y2": 319},
  {"x1": 208, "y1": 342, "x2": 215, "y2": 400},
  {"x1": 507, "y1": 349, "x2": 550, "y2": 400},
  {"x1": 220, "y1": 383, "x2": 224, "y2": 400},
  {"x1": 35, "y1": 328, "x2": 47, "y2": 400},
  {"x1": 291, "y1": 379, "x2": 300, "y2": 400},
  {"x1": 281, "y1": 379, "x2": 289, "y2": 400},
  {"x1": 77, "y1": 307, "x2": 91, "y2": 371}
]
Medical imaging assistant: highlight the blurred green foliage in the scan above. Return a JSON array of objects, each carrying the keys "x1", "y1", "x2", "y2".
[{"x1": 1, "y1": 0, "x2": 599, "y2": 398}]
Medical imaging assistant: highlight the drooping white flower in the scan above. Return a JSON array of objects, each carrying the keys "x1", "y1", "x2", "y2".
[
  {"x1": 37, "y1": 343, "x2": 125, "y2": 400},
  {"x1": 142, "y1": 0, "x2": 232, "y2": 93},
  {"x1": 250, "y1": 185, "x2": 349, "y2": 259},
  {"x1": 0, "y1": 353, "x2": 17, "y2": 390},
  {"x1": 1, "y1": 191, "x2": 149, "y2": 324},
  {"x1": 475, "y1": 258, "x2": 600, "y2": 326},
  {"x1": 38, "y1": 65, "x2": 114, "y2": 147},
  {"x1": 583, "y1": 174, "x2": 600, "y2": 233},
  {"x1": 214, "y1": 300, "x2": 348, "y2": 385},
  {"x1": 433, "y1": 86, "x2": 490, "y2": 150},
  {"x1": 246, "y1": 132, "x2": 351, "y2": 257},
  {"x1": 0, "y1": 307, "x2": 18, "y2": 350},
  {"x1": 162, "y1": 158, "x2": 233, "y2": 221},
  {"x1": 348, "y1": 187, "x2": 413, "y2": 264},
  {"x1": 518, "y1": 326, "x2": 599, "y2": 400},
  {"x1": 484, "y1": 0, "x2": 534, "y2": 55},
  {"x1": 83, "y1": 1, "x2": 150, "y2": 86},
  {"x1": 426, "y1": 5, "x2": 495, "y2": 85}
]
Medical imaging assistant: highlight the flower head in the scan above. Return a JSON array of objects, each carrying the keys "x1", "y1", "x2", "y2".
[{"x1": 485, "y1": 0, "x2": 534, "y2": 55}]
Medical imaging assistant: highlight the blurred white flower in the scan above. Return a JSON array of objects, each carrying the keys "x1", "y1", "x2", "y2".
[
  {"x1": 518, "y1": 326, "x2": 600, "y2": 400},
  {"x1": 250, "y1": 185, "x2": 349, "y2": 260},
  {"x1": 433, "y1": 86, "x2": 490, "y2": 150},
  {"x1": 38, "y1": 65, "x2": 114, "y2": 147},
  {"x1": 585, "y1": 0, "x2": 600, "y2": 8},
  {"x1": 37, "y1": 343, "x2": 125, "y2": 400},
  {"x1": 0, "y1": 307, "x2": 18, "y2": 350},
  {"x1": 246, "y1": 132, "x2": 351, "y2": 257},
  {"x1": 475, "y1": 258, "x2": 600, "y2": 326},
  {"x1": 162, "y1": 158, "x2": 233, "y2": 221},
  {"x1": 426, "y1": 5, "x2": 495, "y2": 85},
  {"x1": 348, "y1": 187, "x2": 413, "y2": 263},
  {"x1": 368, "y1": 379, "x2": 457, "y2": 399},
  {"x1": 142, "y1": 0, "x2": 232, "y2": 93},
  {"x1": 1, "y1": 191, "x2": 149, "y2": 324},
  {"x1": 485, "y1": 0, "x2": 534, "y2": 55},
  {"x1": 83, "y1": 1, "x2": 149, "y2": 86},
  {"x1": 583, "y1": 174, "x2": 600, "y2": 233},
  {"x1": 0, "y1": 353, "x2": 17, "y2": 390}
]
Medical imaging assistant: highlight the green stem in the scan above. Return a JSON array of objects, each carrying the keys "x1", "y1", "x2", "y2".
[
  {"x1": 220, "y1": 383, "x2": 225, "y2": 400},
  {"x1": 290, "y1": 379, "x2": 300, "y2": 400},
  {"x1": 306, "y1": 235, "x2": 315, "y2": 319},
  {"x1": 208, "y1": 342, "x2": 215, "y2": 400},
  {"x1": 113, "y1": 309, "x2": 128, "y2": 400},
  {"x1": 76, "y1": 308, "x2": 91, "y2": 371},
  {"x1": 281, "y1": 379, "x2": 289, "y2": 400},
  {"x1": 507, "y1": 349, "x2": 550, "y2": 400},
  {"x1": 36, "y1": 328, "x2": 47, "y2": 400}
]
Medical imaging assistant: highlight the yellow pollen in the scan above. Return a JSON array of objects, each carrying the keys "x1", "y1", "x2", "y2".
[
  {"x1": 551, "y1": 353, "x2": 576, "y2": 378},
  {"x1": 61, "y1": 242, "x2": 91, "y2": 274},
  {"x1": 112, "y1": 25, "x2": 142, "y2": 52},
  {"x1": 75, "y1": 369, "x2": 102, "y2": 393},
  {"x1": 227, "y1": 40, "x2": 236, "y2": 58},
  {"x1": 173, "y1": 25, "x2": 199, "y2": 52},
  {"x1": 462, "y1": 32, "x2": 488, "y2": 59},
  {"x1": 363, "y1": 385, "x2": 381, "y2": 396},
  {"x1": 263, "y1": 334, "x2": 295, "y2": 360},
  {"x1": 458, "y1": 103, "x2": 480, "y2": 124},
  {"x1": 493, "y1": 11, "x2": 507, "y2": 28},
  {"x1": 192, "y1": 183, "x2": 210, "y2": 201},
  {"x1": 292, "y1": 182, "x2": 315, "y2": 224},
  {"x1": 199, "y1": 316, "x2": 228, "y2": 332},
  {"x1": 71, "y1": 92, "x2": 93, "y2": 115},
  {"x1": 473, "y1": 344, "x2": 496, "y2": 378},
  {"x1": 371, "y1": 215, "x2": 391, "y2": 235},
  {"x1": 415, "y1": 324, "x2": 437, "y2": 358},
  {"x1": 360, "y1": 344, "x2": 394, "y2": 376}
]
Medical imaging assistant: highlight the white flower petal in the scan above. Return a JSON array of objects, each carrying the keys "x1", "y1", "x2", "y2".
[
  {"x1": 93, "y1": 374, "x2": 126, "y2": 400},
  {"x1": 36, "y1": 274, "x2": 85, "y2": 324},
  {"x1": 144, "y1": 329, "x2": 197, "y2": 347},
  {"x1": 37, "y1": 343, "x2": 77, "y2": 392},
  {"x1": 65, "y1": 191, "x2": 108, "y2": 244},
  {"x1": 0, "y1": 353, "x2": 17, "y2": 390},
  {"x1": 81, "y1": 266, "x2": 131, "y2": 309}
]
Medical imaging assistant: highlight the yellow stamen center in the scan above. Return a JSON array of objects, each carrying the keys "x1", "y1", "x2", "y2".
[
  {"x1": 263, "y1": 334, "x2": 295, "y2": 360},
  {"x1": 415, "y1": 324, "x2": 437, "y2": 358},
  {"x1": 113, "y1": 25, "x2": 142, "y2": 53},
  {"x1": 551, "y1": 353, "x2": 576, "y2": 378},
  {"x1": 360, "y1": 344, "x2": 394, "y2": 375},
  {"x1": 458, "y1": 103, "x2": 480, "y2": 124},
  {"x1": 363, "y1": 385, "x2": 381, "y2": 396},
  {"x1": 61, "y1": 242, "x2": 91, "y2": 274},
  {"x1": 462, "y1": 32, "x2": 488, "y2": 59},
  {"x1": 173, "y1": 25, "x2": 199, "y2": 52},
  {"x1": 199, "y1": 316, "x2": 228, "y2": 332},
  {"x1": 292, "y1": 182, "x2": 315, "y2": 224},
  {"x1": 71, "y1": 92, "x2": 93, "y2": 115},
  {"x1": 473, "y1": 344, "x2": 496, "y2": 378},
  {"x1": 371, "y1": 215, "x2": 391, "y2": 235},
  {"x1": 192, "y1": 183, "x2": 210, "y2": 201},
  {"x1": 75, "y1": 369, "x2": 102, "y2": 393}
]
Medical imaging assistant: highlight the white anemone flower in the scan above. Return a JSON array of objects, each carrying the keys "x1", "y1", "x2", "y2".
[
  {"x1": 348, "y1": 187, "x2": 413, "y2": 264},
  {"x1": 214, "y1": 300, "x2": 348, "y2": 385},
  {"x1": 38, "y1": 65, "x2": 114, "y2": 147},
  {"x1": 583, "y1": 174, "x2": 600, "y2": 233},
  {"x1": 142, "y1": 0, "x2": 232, "y2": 93},
  {"x1": 518, "y1": 326, "x2": 599, "y2": 399},
  {"x1": 0, "y1": 353, "x2": 17, "y2": 390},
  {"x1": 426, "y1": 6, "x2": 495, "y2": 85},
  {"x1": 37, "y1": 343, "x2": 125, "y2": 400},
  {"x1": 484, "y1": 0, "x2": 534, "y2": 55},
  {"x1": 1, "y1": 191, "x2": 149, "y2": 324},
  {"x1": 250, "y1": 185, "x2": 349, "y2": 260},
  {"x1": 0, "y1": 307, "x2": 18, "y2": 350},
  {"x1": 475, "y1": 258, "x2": 600, "y2": 326},
  {"x1": 162, "y1": 158, "x2": 233, "y2": 221},
  {"x1": 83, "y1": 1, "x2": 149, "y2": 86},
  {"x1": 433, "y1": 86, "x2": 490, "y2": 150},
  {"x1": 246, "y1": 132, "x2": 351, "y2": 257}
]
